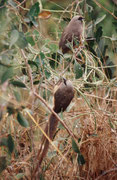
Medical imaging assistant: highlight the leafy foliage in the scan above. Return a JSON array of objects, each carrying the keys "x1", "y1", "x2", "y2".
[
  {"x1": 0, "y1": 0, "x2": 117, "y2": 179},
  {"x1": 72, "y1": 139, "x2": 85, "y2": 165},
  {"x1": 0, "y1": 134, "x2": 14, "y2": 154},
  {"x1": 17, "y1": 111, "x2": 29, "y2": 127}
]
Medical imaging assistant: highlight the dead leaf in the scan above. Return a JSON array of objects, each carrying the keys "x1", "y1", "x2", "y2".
[{"x1": 38, "y1": 11, "x2": 52, "y2": 19}]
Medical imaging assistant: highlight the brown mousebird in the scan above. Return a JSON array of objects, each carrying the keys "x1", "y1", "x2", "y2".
[
  {"x1": 34, "y1": 79, "x2": 74, "y2": 174},
  {"x1": 59, "y1": 16, "x2": 84, "y2": 54},
  {"x1": 53, "y1": 79, "x2": 74, "y2": 113}
]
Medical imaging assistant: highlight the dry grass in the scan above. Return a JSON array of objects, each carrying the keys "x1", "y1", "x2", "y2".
[
  {"x1": 2, "y1": 85, "x2": 117, "y2": 180},
  {"x1": 0, "y1": 1, "x2": 117, "y2": 179},
  {"x1": 38, "y1": 86, "x2": 117, "y2": 180}
]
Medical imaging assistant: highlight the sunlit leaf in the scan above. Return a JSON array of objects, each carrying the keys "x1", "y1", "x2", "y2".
[
  {"x1": 17, "y1": 111, "x2": 29, "y2": 127},
  {"x1": 88, "y1": 14, "x2": 106, "y2": 29},
  {"x1": 16, "y1": 32, "x2": 28, "y2": 49},
  {"x1": 26, "y1": 36, "x2": 35, "y2": 46},
  {"x1": 110, "y1": 35, "x2": 117, "y2": 41},
  {"x1": 14, "y1": 90, "x2": 21, "y2": 102},
  {"x1": 96, "y1": 38, "x2": 104, "y2": 58},
  {"x1": 8, "y1": 0, "x2": 17, "y2": 7},
  {"x1": 48, "y1": 43, "x2": 58, "y2": 52},
  {"x1": 10, "y1": 29, "x2": 19, "y2": 48},
  {"x1": 95, "y1": 14, "x2": 106, "y2": 26}
]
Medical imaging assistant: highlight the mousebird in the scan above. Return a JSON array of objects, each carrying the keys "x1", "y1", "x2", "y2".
[
  {"x1": 53, "y1": 78, "x2": 74, "y2": 113},
  {"x1": 59, "y1": 16, "x2": 84, "y2": 54},
  {"x1": 35, "y1": 79, "x2": 74, "y2": 170}
]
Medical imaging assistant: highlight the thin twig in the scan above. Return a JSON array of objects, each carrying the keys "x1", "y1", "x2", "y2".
[
  {"x1": 21, "y1": 49, "x2": 34, "y2": 92},
  {"x1": 34, "y1": 91, "x2": 76, "y2": 139},
  {"x1": 21, "y1": 50, "x2": 77, "y2": 140},
  {"x1": 93, "y1": 0, "x2": 117, "y2": 20},
  {"x1": 95, "y1": 168, "x2": 117, "y2": 180}
]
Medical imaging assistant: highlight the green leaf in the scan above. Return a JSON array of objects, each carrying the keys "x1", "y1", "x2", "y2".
[
  {"x1": 96, "y1": 39, "x2": 104, "y2": 58},
  {"x1": 10, "y1": 80, "x2": 26, "y2": 88},
  {"x1": 28, "y1": 60, "x2": 38, "y2": 71},
  {"x1": 102, "y1": 45, "x2": 108, "y2": 57},
  {"x1": 113, "y1": 21, "x2": 117, "y2": 27},
  {"x1": 0, "y1": 110, "x2": 3, "y2": 121},
  {"x1": 7, "y1": 134, "x2": 14, "y2": 153},
  {"x1": 0, "y1": 0, "x2": 7, "y2": 7},
  {"x1": 27, "y1": 2, "x2": 40, "y2": 27},
  {"x1": 39, "y1": 173, "x2": 45, "y2": 180},
  {"x1": 16, "y1": 32, "x2": 28, "y2": 49},
  {"x1": 30, "y1": 16, "x2": 38, "y2": 27},
  {"x1": 95, "y1": 14, "x2": 106, "y2": 26},
  {"x1": 7, "y1": 105, "x2": 16, "y2": 115},
  {"x1": 33, "y1": 29, "x2": 39, "y2": 41},
  {"x1": 42, "y1": 89, "x2": 51, "y2": 100},
  {"x1": 48, "y1": 44, "x2": 58, "y2": 52},
  {"x1": 110, "y1": 35, "x2": 117, "y2": 41},
  {"x1": 105, "y1": 57, "x2": 115, "y2": 79},
  {"x1": 8, "y1": 0, "x2": 17, "y2": 7},
  {"x1": 95, "y1": 26, "x2": 103, "y2": 42},
  {"x1": 26, "y1": 36, "x2": 35, "y2": 46},
  {"x1": 14, "y1": 90, "x2": 21, "y2": 102},
  {"x1": 108, "y1": 119, "x2": 114, "y2": 129},
  {"x1": 0, "y1": 138, "x2": 8, "y2": 147},
  {"x1": 77, "y1": 154, "x2": 85, "y2": 165},
  {"x1": 74, "y1": 62, "x2": 83, "y2": 79},
  {"x1": 44, "y1": 69, "x2": 51, "y2": 79},
  {"x1": 1, "y1": 67, "x2": 14, "y2": 84},
  {"x1": 33, "y1": 80, "x2": 40, "y2": 85},
  {"x1": 39, "y1": 52, "x2": 45, "y2": 65},
  {"x1": 72, "y1": 139, "x2": 80, "y2": 153},
  {"x1": 49, "y1": 53, "x2": 60, "y2": 69},
  {"x1": 0, "y1": 135, "x2": 14, "y2": 153},
  {"x1": 10, "y1": 29, "x2": 19, "y2": 48},
  {"x1": 87, "y1": 14, "x2": 106, "y2": 30},
  {"x1": 28, "y1": 2, "x2": 40, "y2": 17},
  {"x1": 15, "y1": 173, "x2": 24, "y2": 179},
  {"x1": 21, "y1": 66, "x2": 27, "y2": 75},
  {"x1": 0, "y1": 156, "x2": 7, "y2": 173},
  {"x1": 17, "y1": 111, "x2": 29, "y2": 127}
]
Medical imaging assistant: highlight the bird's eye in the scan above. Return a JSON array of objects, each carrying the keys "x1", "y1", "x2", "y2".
[{"x1": 78, "y1": 17, "x2": 84, "y2": 21}]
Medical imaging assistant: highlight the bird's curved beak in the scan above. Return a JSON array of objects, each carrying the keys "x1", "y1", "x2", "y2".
[
  {"x1": 63, "y1": 78, "x2": 67, "y2": 85},
  {"x1": 81, "y1": 17, "x2": 85, "y2": 20}
]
